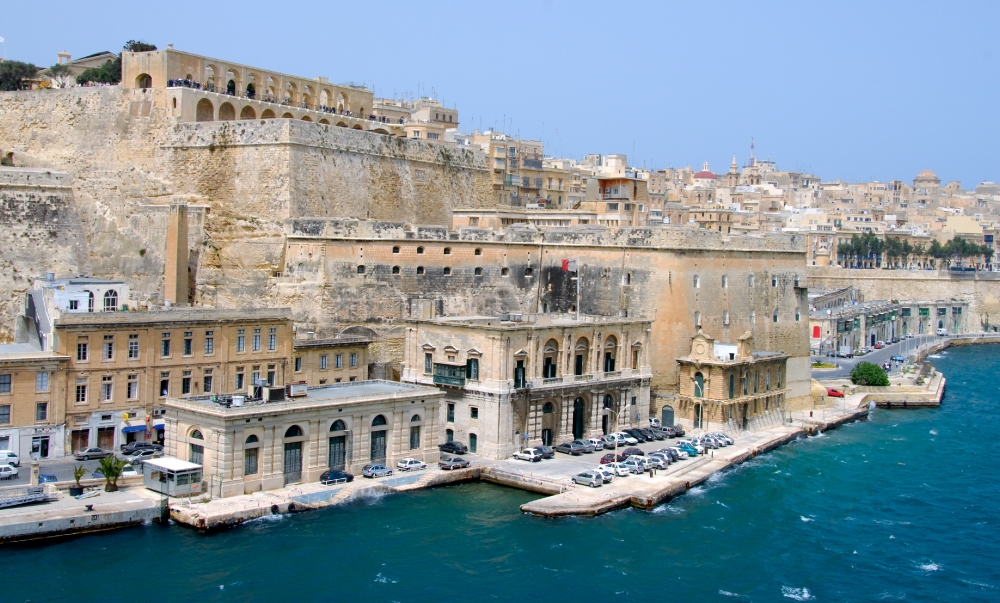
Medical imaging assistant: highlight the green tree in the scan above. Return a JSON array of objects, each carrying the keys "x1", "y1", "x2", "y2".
[
  {"x1": 0, "y1": 60, "x2": 40, "y2": 91},
  {"x1": 96, "y1": 455, "x2": 128, "y2": 492},
  {"x1": 43, "y1": 62, "x2": 74, "y2": 88},
  {"x1": 76, "y1": 40, "x2": 157, "y2": 85},
  {"x1": 73, "y1": 464, "x2": 88, "y2": 488},
  {"x1": 850, "y1": 361, "x2": 889, "y2": 386}
]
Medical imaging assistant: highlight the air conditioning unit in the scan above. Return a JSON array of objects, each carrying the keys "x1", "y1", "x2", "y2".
[{"x1": 286, "y1": 382, "x2": 308, "y2": 398}]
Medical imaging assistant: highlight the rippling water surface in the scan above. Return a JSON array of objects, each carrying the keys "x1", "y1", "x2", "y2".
[{"x1": 4, "y1": 345, "x2": 999, "y2": 602}]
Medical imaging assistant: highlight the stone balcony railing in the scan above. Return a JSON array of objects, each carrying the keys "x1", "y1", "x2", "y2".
[{"x1": 525, "y1": 367, "x2": 650, "y2": 390}]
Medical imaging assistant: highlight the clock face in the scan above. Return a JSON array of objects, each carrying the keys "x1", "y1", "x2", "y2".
[{"x1": 695, "y1": 343, "x2": 706, "y2": 355}]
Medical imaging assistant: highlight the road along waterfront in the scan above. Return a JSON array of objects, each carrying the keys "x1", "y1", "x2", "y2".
[{"x1": 3, "y1": 345, "x2": 996, "y2": 602}]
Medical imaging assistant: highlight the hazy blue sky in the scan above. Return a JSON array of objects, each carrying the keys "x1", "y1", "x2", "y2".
[{"x1": 4, "y1": 0, "x2": 997, "y2": 185}]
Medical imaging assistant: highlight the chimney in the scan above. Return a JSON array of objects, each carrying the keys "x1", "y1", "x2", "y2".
[{"x1": 164, "y1": 202, "x2": 189, "y2": 306}]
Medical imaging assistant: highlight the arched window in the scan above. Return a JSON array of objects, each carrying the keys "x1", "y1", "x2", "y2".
[
  {"x1": 416, "y1": 247, "x2": 424, "y2": 254},
  {"x1": 773, "y1": 308, "x2": 779, "y2": 323},
  {"x1": 729, "y1": 374, "x2": 735, "y2": 399},
  {"x1": 411, "y1": 414, "x2": 421, "y2": 422},
  {"x1": 722, "y1": 275, "x2": 728, "y2": 288},
  {"x1": 475, "y1": 248, "x2": 482, "y2": 256},
  {"x1": 474, "y1": 267, "x2": 482, "y2": 276},
  {"x1": 748, "y1": 274, "x2": 755, "y2": 288},
  {"x1": 501, "y1": 267, "x2": 510, "y2": 276},
  {"x1": 392, "y1": 266, "x2": 400, "y2": 274},
  {"x1": 694, "y1": 372, "x2": 705, "y2": 398},
  {"x1": 357, "y1": 265, "x2": 365, "y2": 274},
  {"x1": 416, "y1": 266, "x2": 425, "y2": 275},
  {"x1": 772, "y1": 275, "x2": 778, "y2": 287},
  {"x1": 603, "y1": 395, "x2": 613, "y2": 408},
  {"x1": 371, "y1": 414, "x2": 387, "y2": 427},
  {"x1": 392, "y1": 246, "x2": 400, "y2": 254},
  {"x1": 443, "y1": 267, "x2": 451, "y2": 275},
  {"x1": 795, "y1": 308, "x2": 801, "y2": 322},
  {"x1": 245, "y1": 434, "x2": 259, "y2": 444},
  {"x1": 693, "y1": 275, "x2": 700, "y2": 288},
  {"x1": 443, "y1": 247, "x2": 451, "y2": 255},
  {"x1": 190, "y1": 430, "x2": 204, "y2": 440},
  {"x1": 723, "y1": 310, "x2": 730, "y2": 325},
  {"x1": 284, "y1": 425, "x2": 303, "y2": 438},
  {"x1": 543, "y1": 402, "x2": 554, "y2": 414},
  {"x1": 103, "y1": 290, "x2": 118, "y2": 312},
  {"x1": 330, "y1": 420, "x2": 346, "y2": 431}
]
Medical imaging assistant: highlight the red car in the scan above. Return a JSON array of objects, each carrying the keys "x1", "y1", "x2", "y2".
[{"x1": 826, "y1": 388, "x2": 845, "y2": 398}]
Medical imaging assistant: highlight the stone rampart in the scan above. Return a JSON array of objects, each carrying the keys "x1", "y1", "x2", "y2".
[{"x1": 808, "y1": 266, "x2": 1000, "y2": 330}]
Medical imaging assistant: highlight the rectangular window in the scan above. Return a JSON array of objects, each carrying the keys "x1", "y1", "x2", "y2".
[
  {"x1": 320, "y1": 355, "x2": 328, "y2": 370},
  {"x1": 0, "y1": 374, "x2": 10, "y2": 394},
  {"x1": 466, "y1": 358, "x2": 479, "y2": 380},
  {"x1": 203, "y1": 369, "x2": 213, "y2": 393},
  {"x1": 244, "y1": 447, "x2": 258, "y2": 475},
  {"x1": 127, "y1": 375, "x2": 138, "y2": 399},
  {"x1": 237, "y1": 329, "x2": 246, "y2": 353},
  {"x1": 128, "y1": 334, "x2": 139, "y2": 359},
  {"x1": 0, "y1": 405, "x2": 9, "y2": 424},
  {"x1": 252, "y1": 367, "x2": 260, "y2": 385},
  {"x1": 471, "y1": 407, "x2": 479, "y2": 420},
  {"x1": 335, "y1": 354, "x2": 343, "y2": 369},
  {"x1": 36, "y1": 372, "x2": 49, "y2": 392},
  {"x1": 101, "y1": 376, "x2": 113, "y2": 401},
  {"x1": 159, "y1": 372, "x2": 169, "y2": 397},
  {"x1": 268, "y1": 328, "x2": 277, "y2": 351},
  {"x1": 447, "y1": 403, "x2": 455, "y2": 422},
  {"x1": 36, "y1": 402, "x2": 48, "y2": 422},
  {"x1": 294, "y1": 357, "x2": 302, "y2": 372},
  {"x1": 161, "y1": 338, "x2": 171, "y2": 358},
  {"x1": 183, "y1": 333, "x2": 193, "y2": 356},
  {"x1": 236, "y1": 370, "x2": 245, "y2": 390},
  {"x1": 77, "y1": 342, "x2": 89, "y2": 361},
  {"x1": 69, "y1": 300, "x2": 79, "y2": 310},
  {"x1": 252, "y1": 328, "x2": 261, "y2": 352},
  {"x1": 350, "y1": 353, "x2": 358, "y2": 368},
  {"x1": 425, "y1": 353, "x2": 433, "y2": 374},
  {"x1": 182, "y1": 371, "x2": 191, "y2": 395},
  {"x1": 267, "y1": 365, "x2": 275, "y2": 386},
  {"x1": 204, "y1": 331, "x2": 214, "y2": 354},
  {"x1": 75, "y1": 384, "x2": 87, "y2": 404},
  {"x1": 103, "y1": 335, "x2": 114, "y2": 360}
]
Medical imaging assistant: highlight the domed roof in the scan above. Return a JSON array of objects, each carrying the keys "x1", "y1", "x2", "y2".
[
  {"x1": 694, "y1": 170, "x2": 717, "y2": 180},
  {"x1": 915, "y1": 169, "x2": 939, "y2": 181}
]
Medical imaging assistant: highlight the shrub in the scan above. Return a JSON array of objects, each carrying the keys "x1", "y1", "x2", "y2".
[{"x1": 850, "y1": 361, "x2": 889, "y2": 386}]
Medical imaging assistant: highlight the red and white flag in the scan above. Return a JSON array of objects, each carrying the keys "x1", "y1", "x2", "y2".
[{"x1": 561, "y1": 259, "x2": 578, "y2": 272}]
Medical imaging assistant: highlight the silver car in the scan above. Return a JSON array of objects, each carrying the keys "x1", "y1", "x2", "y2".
[
  {"x1": 74, "y1": 447, "x2": 111, "y2": 461},
  {"x1": 647, "y1": 454, "x2": 670, "y2": 469},
  {"x1": 573, "y1": 471, "x2": 603, "y2": 487},
  {"x1": 586, "y1": 438, "x2": 605, "y2": 451},
  {"x1": 592, "y1": 466, "x2": 614, "y2": 483},
  {"x1": 571, "y1": 439, "x2": 596, "y2": 453}
]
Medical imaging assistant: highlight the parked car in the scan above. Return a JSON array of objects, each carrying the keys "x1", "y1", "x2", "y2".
[
  {"x1": 586, "y1": 437, "x2": 605, "y2": 451},
  {"x1": 626, "y1": 428, "x2": 651, "y2": 443},
  {"x1": 572, "y1": 471, "x2": 603, "y2": 487},
  {"x1": 676, "y1": 442, "x2": 700, "y2": 457},
  {"x1": 891, "y1": 337, "x2": 900, "y2": 344},
  {"x1": 668, "y1": 446, "x2": 690, "y2": 459},
  {"x1": 513, "y1": 448, "x2": 543, "y2": 462},
  {"x1": 599, "y1": 453, "x2": 616, "y2": 464},
  {"x1": 571, "y1": 439, "x2": 596, "y2": 453},
  {"x1": 615, "y1": 432, "x2": 639, "y2": 445},
  {"x1": 904, "y1": 333, "x2": 914, "y2": 339},
  {"x1": 604, "y1": 462, "x2": 631, "y2": 477},
  {"x1": 438, "y1": 456, "x2": 472, "y2": 470},
  {"x1": 708, "y1": 432, "x2": 734, "y2": 446},
  {"x1": 537, "y1": 445, "x2": 555, "y2": 459},
  {"x1": 38, "y1": 473, "x2": 58, "y2": 483},
  {"x1": 0, "y1": 465, "x2": 18, "y2": 480},
  {"x1": 555, "y1": 441, "x2": 587, "y2": 455},
  {"x1": 620, "y1": 457, "x2": 648, "y2": 474},
  {"x1": 936, "y1": 328, "x2": 949, "y2": 336},
  {"x1": 0, "y1": 450, "x2": 20, "y2": 466},
  {"x1": 891, "y1": 355, "x2": 905, "y2": 362},
  {"x1": 672, "y1": 425, "x2": 686, "y2": 437},
  {"x1": 120, "y1": 441, "x2": 163, "y2": 455},
  {"x1": 835, "y1": 350, "x2": 853, "y2": 358},
  {"x1": 593, "y1": 466, "x2": 615, "y2": 483},
  {"x1": 319, "y1": 469, "x2": 354, "y2": 484},
  {"x1": 74, "y1": 447, "x2": 111, "y2": 461},
  {"x1": 684, "y1": 439, "x2": 706, "y2": 454},
  {"x1": 698, "y1": 436, "x2": 719, "y2": 449},
  {"x1": 648, "y1": 452, "x2": 672, "y2": 466},
  {"x1": 649, "y1": 418, "x2": 661, "y2": 428},
  {"x1": 657, "y1": 426, "x2": 678, "y2": 438},
  {"x1": 655, "y1": 448, "x2": 680, "y2": 462},
  {"x1": 121, "y1": 467, "x2": 139, "y2": 478},
  {"x1": 640, "y1": 428, "x2": 665, "y2": 441},
  {"x1": 622, "y1": 447, "x2": 644, "y2": 458},
  {"x1": 646, "y1": 455, "x2": 668, "y2": 469},
  {"x1": 126, "y1": 448, "x2": 162, "y2": 465},
  {"x1": 438, "y1": 441, "x2": 469, "y2": 455},
  {"x1": 874, "y1": 341, "x2": 885, "y2": 349},
  {"x1": 600, "y1": 435, "x2": 619, "y2": 449},
  {"x1": 826, "y1": 388, "x2": 845, "y2": 398},
  {"x1": 396, "y1": 458, "x2": 427, "y2": 471},
  {"x1": 361, "y1": 463, "x2": 394, "y2": 478}
]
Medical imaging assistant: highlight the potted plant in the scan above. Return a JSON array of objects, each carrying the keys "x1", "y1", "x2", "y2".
[
  {"x1": 96, "y1": 455, "x2": 127, "y2": 492},
  {"x1": 70, "y1": 464, "x2": 87, "y2": 496}
]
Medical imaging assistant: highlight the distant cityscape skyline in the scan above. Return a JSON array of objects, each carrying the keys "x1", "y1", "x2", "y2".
[{"x1": 3, "y1": 0, "x2": 998, "y2": 186}]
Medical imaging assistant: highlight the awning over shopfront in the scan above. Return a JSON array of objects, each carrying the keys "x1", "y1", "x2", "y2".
[
  {"x1": 121, "y1": 424, "x2": 146, "y2": 434},
  {"x1": 153, "y1": 424, "x2": 165, "y2": 431}
]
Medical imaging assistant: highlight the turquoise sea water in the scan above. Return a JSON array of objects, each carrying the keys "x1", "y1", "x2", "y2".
[{"x1": 3, "y1": 345, "x2": 999, "y2": 603}]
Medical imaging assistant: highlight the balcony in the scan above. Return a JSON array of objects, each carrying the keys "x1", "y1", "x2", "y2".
[
  {"x1": 525, "y1": 367, "x2": 650, "y2": 390},
  {"x1": 602, "y1": 189, "x2": 631, "y2": 200},
  {"x1": 433, "y1": 374, "x2": 466, "y2": 387},
  {"x1": 433, "y1": 364, "x2": 466, "y2": 387}
]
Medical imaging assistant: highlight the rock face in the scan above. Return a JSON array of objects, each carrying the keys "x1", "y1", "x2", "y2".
[
  {"x1": 0, "y1": 86, "x2": 492, "y2": 324},
  {"x1": 0, "y1": 168, "x2": 90, "y2": 342}
]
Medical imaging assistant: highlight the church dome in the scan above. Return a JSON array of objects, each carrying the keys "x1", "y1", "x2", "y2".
[
  {"x1": 915, "y1": 169, "x2": 939, "y2": 181},
  {"x1": 694, "y1": 170, "x2": 717, "y2": 180}
]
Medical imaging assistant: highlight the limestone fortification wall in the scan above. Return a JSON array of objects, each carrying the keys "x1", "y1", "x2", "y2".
[
  {"x1": 0, "y1": 168, "x2": 90, "y2": 342},
  {"x1": 0, "y1": 86, "x2": 492, "y2": 322},
  {"x1": 808, "y1": 267, "x2": 1000, "y2": 330},
  {"x1": 277, "y1": 220, "x2": 812, "y2": 404}
]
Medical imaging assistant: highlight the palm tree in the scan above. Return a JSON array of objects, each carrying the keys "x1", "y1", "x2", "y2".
[{"x1": 96, "y1": 455, "x2": 128, "y2": 492}]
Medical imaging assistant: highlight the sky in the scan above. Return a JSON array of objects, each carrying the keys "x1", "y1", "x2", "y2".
[{"x1": 3, "y1": 0, "x2": 998, "y2": 186}]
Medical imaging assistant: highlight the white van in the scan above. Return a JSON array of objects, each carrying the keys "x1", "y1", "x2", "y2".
[
  {"x1": 936, "y1": 328, "x2": 949, "y2": 336},
  {"x1": 0, "y1": 451, "x2": 20, "y2": 467}
]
